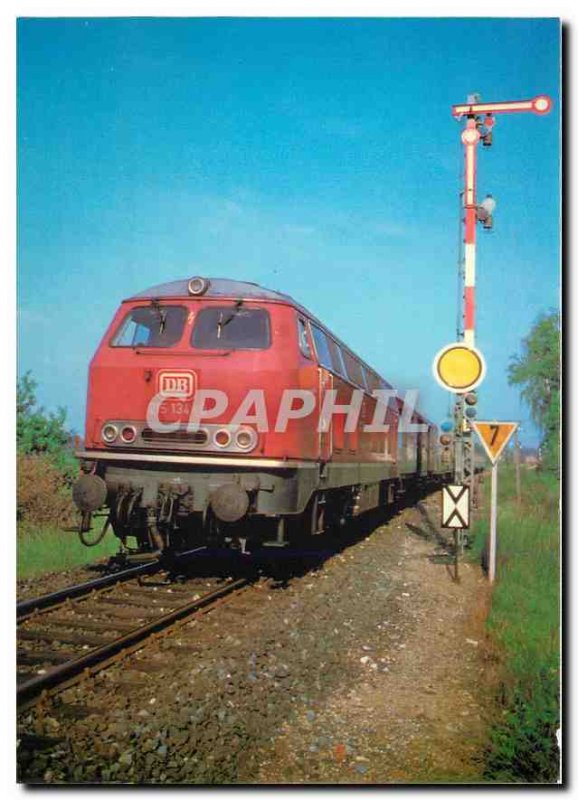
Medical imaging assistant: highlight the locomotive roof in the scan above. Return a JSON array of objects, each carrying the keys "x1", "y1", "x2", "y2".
[
  {"x1": 129, "y1": 277, "x2": 320, "y2": 335},
  {"x1": 130, "y1": 278, "x2": 295, "y2": 304},
  {"x1": 127, "y1": 278, "x2": 432, "y2": 425}
]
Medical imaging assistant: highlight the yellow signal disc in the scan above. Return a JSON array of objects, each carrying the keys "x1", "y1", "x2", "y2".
[{"x1": 433, "y1": 343, "x2": 486, "y2": 393}]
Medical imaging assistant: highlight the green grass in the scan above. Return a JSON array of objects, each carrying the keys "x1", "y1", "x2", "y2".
[
  {"x1": 17, "y1": 520, "x2": 120, "y2": 580},
  {"x1": 471, "y1": 466, "x2": 560, "y2": 783}
]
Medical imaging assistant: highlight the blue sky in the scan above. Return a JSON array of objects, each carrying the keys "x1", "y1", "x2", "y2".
[{"x1": 17, "y1": 17, "x2": 560, "y2": 446}]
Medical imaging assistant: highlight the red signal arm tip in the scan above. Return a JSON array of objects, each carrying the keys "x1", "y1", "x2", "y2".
[{"x1": 452, "y1": 95, "x2": 553, "y2": 118}]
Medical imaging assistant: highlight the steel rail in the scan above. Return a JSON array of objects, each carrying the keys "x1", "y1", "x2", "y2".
[
  {"x1": 17, "y1": 560, "x2": 162, "y2": 619},
  {"x1": 17, "y1": 575, "x2": 252, "y2": 708}
]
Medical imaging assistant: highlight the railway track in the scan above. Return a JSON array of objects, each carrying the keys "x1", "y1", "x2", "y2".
[
  {"x1": 17, "y1": 559, "x2": 255, "y2": 709},
  {"x1": 17, "y1": 559, "x2": 164, "y2": 619},
  {"x1": 16, "y1": 504, "x2": 421, "y2": 711}
]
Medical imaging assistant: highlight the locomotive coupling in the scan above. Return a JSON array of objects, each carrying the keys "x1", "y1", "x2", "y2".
[
  {"x1": 210, "y1": 483, "x2": 250, "y2": 523},
  {"x1": 72, "y1": 474, "x2": 108, "y2": 513}
]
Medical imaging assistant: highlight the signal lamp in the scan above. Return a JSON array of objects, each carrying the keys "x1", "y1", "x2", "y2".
[
  {"x1": 476, "y1": 194, "x2": 496, "y2": 230},
  {"x1": 440, "y1": 434, "x2": 453, "y2": 447},
  {"x1": 465, "y1": 407, "x2": 477, "y2": 419},
  {"x1": 465, "y1": 392, "x2": 478, "y2": 406},
  {"x1": 480, "y1": 194, "x2": 496, "y2": 215},
  {"x1": 440, "y1": 420, "x2": 454, "y2": 433}
]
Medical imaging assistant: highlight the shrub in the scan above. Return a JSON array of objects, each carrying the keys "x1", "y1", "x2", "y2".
[
  {"x1": 17, "y1": 452, "x2": 77, "y2": 528},
  {"x1": 16, "y1": 372, "x2": 79, "y2": 528}
]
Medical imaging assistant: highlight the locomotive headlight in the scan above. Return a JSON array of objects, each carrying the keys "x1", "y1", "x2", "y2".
[
  {"x1": 102, "y1": 423, "x2": 119, "y2": 444},
  {"x1": 120, "y1": 425, "x2": 137, "y2": 443},
  {"x1": 188, "y1": 276, "x2": 210, "y2": 296},
  {"x1": 235, "y1": 428, "x2": 257, "y2": 451},
  {"x1": 213, "y1": 428, "x2": 232, "y2": 448}
]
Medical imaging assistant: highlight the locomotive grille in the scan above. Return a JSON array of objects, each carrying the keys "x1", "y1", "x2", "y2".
[{"x1": 141, "y1": 428, "x2": 209, "y2": 445}]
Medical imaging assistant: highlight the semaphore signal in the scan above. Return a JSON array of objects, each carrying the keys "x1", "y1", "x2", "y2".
[
  {"x1": 434, "y1": 92, "x2": 553, "y2": 565},
  {"x1": 449, "y1": 92, "x2": 552, "y2": 494}
]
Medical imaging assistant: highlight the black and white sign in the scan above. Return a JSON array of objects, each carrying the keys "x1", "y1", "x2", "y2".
[{"x1": 441, "y1": 484, "x2": 470, "y2": 529}]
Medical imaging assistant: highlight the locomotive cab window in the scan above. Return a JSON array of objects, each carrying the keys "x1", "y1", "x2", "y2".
[
  {"x1": 111, "y1": 305, "x2": 187, "y2": 348},
  {"x1": 191, "y1": 306, "x2": 271, "y2": 350}
]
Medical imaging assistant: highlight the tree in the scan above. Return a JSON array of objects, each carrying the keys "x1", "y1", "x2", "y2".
[
  {"x1": 17, "y1": 372, "x2": 75, "y2": 476},
  {"x1": 508, "y1": 311, "x2": 560, "y2": 472}
]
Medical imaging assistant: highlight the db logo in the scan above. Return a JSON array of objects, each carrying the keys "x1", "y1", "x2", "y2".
[{"x1": 157, "y1": 371, "x2": 195, "y2": 397}]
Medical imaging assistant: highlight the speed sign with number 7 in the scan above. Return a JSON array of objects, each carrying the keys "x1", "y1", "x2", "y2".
[{"x1": 471, "y1": 421, "x2": 518, "y2": 464}]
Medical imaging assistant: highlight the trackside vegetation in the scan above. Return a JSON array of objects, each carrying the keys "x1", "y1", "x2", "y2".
[
  {"x1": 472, "y1": 309, "x2": 561, "y2": 783},
  {"x1": 18, "y1": 521, "x2": 118, "y2": 579},
  {"x1": 473, "y1": 467, "x2": 560, "y2": 783},
  {"x1": 17, "y1": 372, "x2": 77, "y2": 529},
  {"x1": 17, "y1": 372, "x2": 118, "y2": 578},
  {"x1": 508, "y1": 310, "x2": 560, "y2": 474}
]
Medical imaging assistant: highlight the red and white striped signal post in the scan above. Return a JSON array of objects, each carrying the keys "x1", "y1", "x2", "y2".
[
  {"x1": 460, "y1": 119, "x2": 484, "y2": 349},
  {"x1": 451, "y1": 94, "x2": 552, "y2": 489},
  {"x1": 453, "y1": 94, "x2": 553, "y2": 350}
]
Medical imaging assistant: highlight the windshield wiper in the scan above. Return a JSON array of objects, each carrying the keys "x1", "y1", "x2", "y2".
[
  {"x1": 150, "y1": 299, "x2": 167, "y2": 334},
  {"x1": 217, "y1": 299, "x2": 244, "y2": 340}
]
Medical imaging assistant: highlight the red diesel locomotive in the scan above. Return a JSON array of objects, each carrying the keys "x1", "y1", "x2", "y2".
[{"x1": 73, "y1": 277, "x2": 451, "y2": 554}]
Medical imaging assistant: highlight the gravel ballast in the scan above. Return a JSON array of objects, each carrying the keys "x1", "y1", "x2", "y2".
[{"x1": 18, "y1": 493, "x2": 491, "y2": 784}]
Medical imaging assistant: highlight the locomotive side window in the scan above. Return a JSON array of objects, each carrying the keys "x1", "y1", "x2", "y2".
[
  {"x1": 191, "y1": 306, "x2": 271, "y2": 350},
  {"x1": 328, "y1": 340, "x2": 347, "y2": 378},
  {"x1": 342, "y1": 349, "x2": 365, "y2": 388},
  {"x1": 310, "y1": 324, "x2": 333, "y2": 370},
  {"x1": 363, "y1": 366, "x2": 379, "y2": 392},
  {"x1": 298, "y1": 318, "x2": 313, "y2": 359},
  {"x1": 111, "y1": 305, "x2": 187, "y2": 348},
  {"x1": 365, "y1": 370, "x2": 381, "y2": 392}
]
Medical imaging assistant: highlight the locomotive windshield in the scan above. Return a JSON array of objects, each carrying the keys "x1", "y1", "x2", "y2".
[
  {"x1": 191, "y1": 306, "x2": 271, "y2": 350},
  {"x1": 111, "y1": 305, "x2": 187, "y2": 348}
]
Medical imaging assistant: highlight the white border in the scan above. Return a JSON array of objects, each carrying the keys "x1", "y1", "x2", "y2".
[{"x1": 5, "y1": 6, "x2": 568, "y2": 797}]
